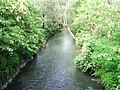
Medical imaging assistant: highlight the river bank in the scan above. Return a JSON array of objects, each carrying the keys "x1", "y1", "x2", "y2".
[
  {"x1": 1, "y1": 29, "x2": 61, "y2": 90},
  {"x1": 4, "y1": 29, "x2": 103, "y2": 90}
]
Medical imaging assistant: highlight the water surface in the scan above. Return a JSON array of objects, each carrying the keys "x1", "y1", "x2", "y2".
[{"x1": 5, "y1": 30, "x2": 103, "y2": 90}]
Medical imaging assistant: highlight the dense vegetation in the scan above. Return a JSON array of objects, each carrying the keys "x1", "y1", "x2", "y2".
[
  {"x1": 72, "y1": 0, "x2": 120, "y2": 90},
  {"x1": 0, "y1": 0, "x2": 60, "y2": 87},
  {"x1": 0, "y1": 0, "x2": 120, "y2": 90}
]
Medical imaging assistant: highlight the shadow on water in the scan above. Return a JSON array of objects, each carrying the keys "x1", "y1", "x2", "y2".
[{"x1": 5, "y1": 29, "x2": 103, "y2": 90}]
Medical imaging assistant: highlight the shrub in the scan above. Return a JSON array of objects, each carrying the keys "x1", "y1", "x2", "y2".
[
  {"x1": 0, "y1": 0, "x2": 60, "y2": 86},
  {"x1": 72, "y1": 0, "x2": 120, "y2": 89}
]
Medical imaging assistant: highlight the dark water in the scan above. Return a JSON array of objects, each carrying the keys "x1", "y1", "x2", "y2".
[{"x1": 5, "y1": 30, "x2": 103, "y2": 90}]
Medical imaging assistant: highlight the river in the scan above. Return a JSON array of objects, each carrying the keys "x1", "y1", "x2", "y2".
[{"x1": 5, "y1": 29, "x2": 103, "y2": 90}]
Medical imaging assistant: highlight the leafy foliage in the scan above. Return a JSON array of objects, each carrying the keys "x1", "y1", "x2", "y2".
[
  {"x1": 72, "y1": 0, "x2": 120, "y2": 90},
  {"x1": 0, "y1": 0, "x2": 60, "y2": 86}
]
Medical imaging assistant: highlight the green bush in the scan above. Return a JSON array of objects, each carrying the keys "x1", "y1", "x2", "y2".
[
  {"x1": 74, "y1": 40, "x2": 94, "y2": 72},
  {"x1": 75, "y1": 31, "x2": 94, "y2": 46},
  {"x1": 74, "y1": 37, "x2": 120, "y2": 90},
  {"x1": 72, "y1": 0, "x2": 120, "y2": 90},
  {"x1": 91, "y1": 39, "x2": 120, "y2": 90},
  {"x1": 0, "y1": 0, "x2": 60, "y2": 86}
]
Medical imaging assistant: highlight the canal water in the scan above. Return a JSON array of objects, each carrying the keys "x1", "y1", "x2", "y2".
[{"x1": 5, "y1": 29, "x2": 103, "y2": 90}]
